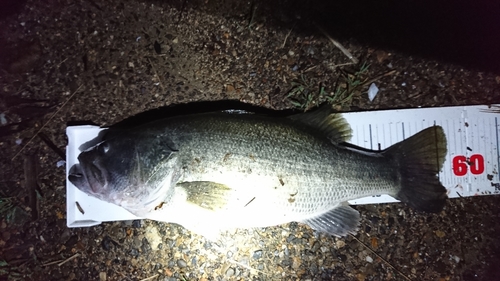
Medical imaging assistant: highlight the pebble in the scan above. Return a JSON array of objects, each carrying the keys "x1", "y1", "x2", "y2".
[
  {"x1": 141, "y1": 237, "x2": 152, "y2": 253},
  {"x1": 99, "y1": 272, "x2": 106, "y2": 281},
  {"x1": 311, "y1": 241, "x2": 320, "y2": 252},
  {"x1": 337, "y1": 254, "x2": 347, "y2": 262},
  {"x1": 132, "y1": 220, "x2": 142, "y2": 228},
  {"x1": 177, "y1": 259, "x2": 187, "y2": 268},
  {"x1": 366, "y1": 256, "x2": 373, "y2": 263},
  {"x1": 165, "y1": 238, "x2": 175, "y2": 248},
  {"x1": 253, "y1": 249, "x2": 263, "y2": 259},
  {"x1": 336, "y1": 240, "x2": 346, "y2": 249},
  {"x1": 129, "y1": 248, "x2": 139, "y2": 257},
  {"x1": 101, "y1": 236, "x2": 115, "y2": 251},
  {"x1": 225, "y1": 267, "x2": 235, "y2": 277}
]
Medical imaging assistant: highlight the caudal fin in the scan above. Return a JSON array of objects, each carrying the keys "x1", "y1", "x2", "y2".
[{"x1": 384, "y1": 126, "x2": 448, "y2": 213}]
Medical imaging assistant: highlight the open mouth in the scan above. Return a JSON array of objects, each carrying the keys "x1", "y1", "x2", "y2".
[
  {"x1": 68, "y1": 161, "x2": 107, "y2": 195},
  {"x1": 68, "y1": 163, "x2": 91, "y2": 192}
]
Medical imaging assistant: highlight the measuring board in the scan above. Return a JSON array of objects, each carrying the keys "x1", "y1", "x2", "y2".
[
  {"x1": 66, "y1": 104, "x2": 500, "y2": 227},
  {"x1": 344, "y1": 105, "x2": 499, "y2": 205}
]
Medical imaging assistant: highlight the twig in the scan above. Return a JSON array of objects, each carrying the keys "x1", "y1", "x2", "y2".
[
  {"x1": 315, "y1": 23, "x2": 358, "y2": 64},
  {"x1": 42, "y1": 253, "x2": 81, "y2": 267},
  {"x1": 139, "y1": 274, "x2": 159, "y2": 281},
  {"x1": 24, "y1": 155, "x2": 39, "y2": 220},
  {"x1": 211, "y1": 243, "x2": 266, "y2": 275},
  {"x1": 328, "y1": 62, "x2": 355, "y2": 70},
  {"x1": 349, "y1": 234, "x2": 412, "y2": 281},
  {"x1": 281, "y1": 25, "x2": 295, "y2": 48},
  {"x1": 147, "y1": 58, "x2": 165, "y2": 93},
  {"x1": 37, "y1": 132, "x2": 66, "y2": 160},
  {"x1": 11, "y1": 85, "x2": 82, "y2": 160},
  {"x1": 227, "y1": 258, "x2": 266, "y2": 275},
  {"x1": 248, "y1": 4, "x2": 258, "y2": 30},
  {"x1": 303, "y1": 65, "x2": 319, "y2": 73},
  {"x1": 58, "y1": 253, "x2": 80, "y2": 266},
  {"x1": 360, "y1": 70, "x2": 397, "y2": 88}
]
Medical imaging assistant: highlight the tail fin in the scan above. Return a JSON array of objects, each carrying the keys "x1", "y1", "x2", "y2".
[{"x1": 384, "y1": 126, "x2": 448, "y2": 213}]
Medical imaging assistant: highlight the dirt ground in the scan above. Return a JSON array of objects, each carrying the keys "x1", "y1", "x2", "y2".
[{"x1": 0, "y1": 0, "x2": 499, "y2": 280}]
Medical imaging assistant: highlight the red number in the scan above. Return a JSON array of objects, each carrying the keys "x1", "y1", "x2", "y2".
[
  {"x1": 452, "y1": 154, "x2": 485, "y2": 176},
  {"x1": 452, "y1": 155, "x2": 467, "y2": 176},
  {"x1": 469, "y1": 154, "x2": 485, "y2": 175}
]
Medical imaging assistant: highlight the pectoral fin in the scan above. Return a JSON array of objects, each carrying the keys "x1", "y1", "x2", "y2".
[
  {"x1": 302, "y1": 203, "x2": 360, "y2": 237},
  {"x1": 176, "y1": 181, "x2": 232, "y2": 211}
]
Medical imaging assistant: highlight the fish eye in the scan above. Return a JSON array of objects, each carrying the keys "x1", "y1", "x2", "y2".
[{"x1": 99, "y1": 142, "x2": 110, "y2": 154}]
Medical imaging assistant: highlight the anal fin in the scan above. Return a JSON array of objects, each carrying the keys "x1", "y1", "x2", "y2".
[{"x1": 302, "y1": 204, "x2": 360, "y2": 237}]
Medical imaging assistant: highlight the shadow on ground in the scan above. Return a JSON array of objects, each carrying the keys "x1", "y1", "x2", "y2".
[{"x1": 183, "y1": 0, "x2": 500, "y2": 73}]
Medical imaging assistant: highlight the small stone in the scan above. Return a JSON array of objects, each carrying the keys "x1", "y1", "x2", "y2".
[
  {"x1": 173, "y1": 37, "x2": 179, "y2": 44},
  {"x1": 311, "y1": 241, "x2": 320, "y2": 252},
  {"x1": 451, "y1": 255, "x2": 460, "y2": 263},
  {"x1": 365, "y1": 256, "x2": 373, "y2": 263},
  {"x1": 129, "y1": 248, "x2": 139, "y2": 257},
  {"x1": 357, "y1": 273, "x2": 366, "y2": 281},
  {"x1": 226, "y1": 84, "x2": 235, "y2": 92},
  {"x1": 132, "y1": 220, "x2": 142, "y2": 228},
  {"x1": 292, "y1": 256, "x2": 301, "y2": 270},
  {"x1": 225, "y1": 267, "x2": 235, "y2": 277},
  {"x1": 101, "y1": 236, "x2": 115, "y2": 251},
  {"x1": 177, "y1": 259, "x2": 187, "y2": 268},
  {"x1": 164, "y1": 268, "x2": 173, "y2": 277},
  {"x1": 435, "y1": 230, "x2": 446, "y2": 238},
  {"x1": 336, "y1": 240, "x2": 346, "y2": 249},
  {"x1": 99, "y1": 272, "x2": 106, "y2": 281},
  {"x1": 253, "y1": 250, "x2": 263, "y2": 259}
]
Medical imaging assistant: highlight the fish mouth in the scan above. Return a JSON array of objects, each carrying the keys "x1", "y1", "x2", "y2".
[{"x1": 68, "y1": 161, "x2": 108, "y2": 196}]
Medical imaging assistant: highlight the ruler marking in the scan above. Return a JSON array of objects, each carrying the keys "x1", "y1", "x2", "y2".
[
  {"x1": 463, "y1": 107, "x2": 469, "y2": 193},
  {"x1": 402, "y1": 122, "x2": 405, "y2": 139},
  {"x1": 496, "y1": 116, "x2": 499, "y2": 183},
  {"x1": 369, "y1": 124, "x2": 373, "y2": 150}
]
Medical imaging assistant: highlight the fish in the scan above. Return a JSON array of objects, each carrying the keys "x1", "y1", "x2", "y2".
[{"x1": 68, "y1": 105, "x2": 448, "y2": 239}]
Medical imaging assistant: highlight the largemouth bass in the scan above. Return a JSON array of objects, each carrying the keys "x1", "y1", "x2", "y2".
[{"x1": 69, "y1": 106, "x2": 447, "y2": 238}]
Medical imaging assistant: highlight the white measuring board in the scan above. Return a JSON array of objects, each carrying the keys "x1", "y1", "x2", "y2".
[
  {"x1": 344, "y1": 105, "x2": 500, "y2": 205},
  {"x1": 66, "y1": 105, "x2": 500, "y2": 227}
]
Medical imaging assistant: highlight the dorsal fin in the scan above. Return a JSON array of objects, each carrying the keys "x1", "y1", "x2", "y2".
[{"x1": 287, "y1": 104, "x2": 352, "y2": 143}]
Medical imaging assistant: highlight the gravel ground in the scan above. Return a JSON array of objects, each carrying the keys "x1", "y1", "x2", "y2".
[{"x1": 1, "y1": 0, "x2": 499, "y2": 280}]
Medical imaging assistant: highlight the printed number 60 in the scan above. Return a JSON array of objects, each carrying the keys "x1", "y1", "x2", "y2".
[{"x1": 452, "y1": 154, "x2": 485, "y2": 176}]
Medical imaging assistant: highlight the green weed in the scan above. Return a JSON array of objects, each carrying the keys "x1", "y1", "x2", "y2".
[
  {"x1": 286, "y1": 62, "x2": 371, "y2": 110},
  {"x1": 0, "y1": 260, "x2": 28, "y2": 281},
  {"x1": 286, "y1": 74, "x2": 317, "y2": 111}
]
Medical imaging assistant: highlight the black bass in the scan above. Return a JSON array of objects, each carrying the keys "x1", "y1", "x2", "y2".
[{"x1": 68, "y1": 106, "x2": 447, "y2": 238}]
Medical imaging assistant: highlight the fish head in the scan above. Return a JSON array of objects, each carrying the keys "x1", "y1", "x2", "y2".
[{"x1": 69, "y1": 134, "x2": 180, "y2": 216}]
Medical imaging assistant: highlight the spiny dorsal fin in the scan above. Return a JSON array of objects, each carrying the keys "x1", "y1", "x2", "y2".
[
  {"x1": 288, "y1": 104, "x2": 352, "y2": 143},
  {"x1": 176, "y1": 181, "x2": 232, "y2": 211}
]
